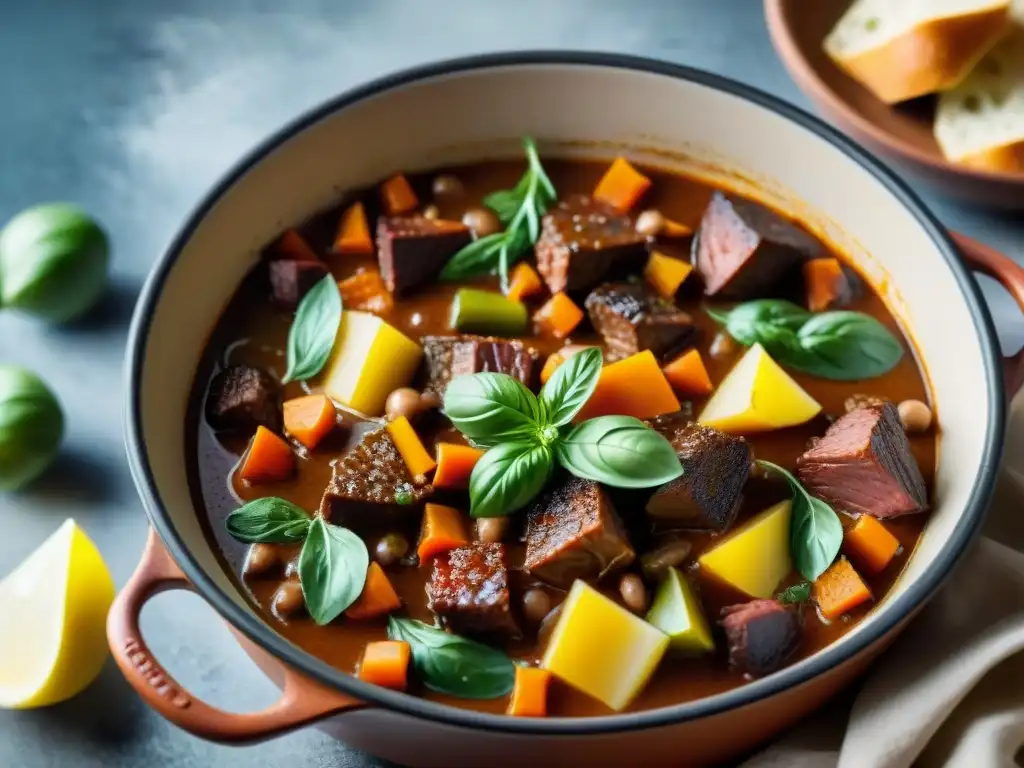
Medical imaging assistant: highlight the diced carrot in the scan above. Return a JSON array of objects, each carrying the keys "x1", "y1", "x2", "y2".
[
  {"x1": 238, "y1": 426, "x2": 294, "y2": 483},
  {"x1": 804, "y1": 258, "x2": 846, "y2": 313},
  {"x1": 283, "y1": 394, "x2": 337, "y2": 450},
  {"x1": 338, "y1": 269, "x2": 394, "y2": 314},
  {"x1": 380, "y1": 173, "x2": 419, "y2": 215},
  {"x1": 417, "y1": 503, "x2": 470, "y2": 562},
  {"x1": 433, "y1": 443, "x2": 484, "y2": 490},
  {"x1": 358, "y1": 641, "x2": 410, "y2": 691},
  {"x1": 644, "y1": 251, "x2": 693, "y2": 298},
  {"x1": 346, "y1": 562, "x2": 402, "y2": 620},
  {"x1": 843, "y1": 516, "x2": 901, "y2": 574},
  {"x1": 506, "y1": 262, "x2": 544, "y2": 303},
  {"x1": 540, "y1": 352, "x2": 565, "y2": 385},
  {"x1": 333, "y1": 201, "x2": 374, "y2": 255},
  {"x1": 274, "y1": 229, "x2": 319, "y2": 263},
  {"x1": 593, "y1": 157, "x2": 652, "y2": 213},
  {"x1": 663, "y1": 349, "x2": 713, "y2": 397},
  {"x1": 575, "y1": 350, "x2": 681, "y2": 421},
  {"x1": 385, "y1": 416, "x2": 437, "y2": 479},
  {"x1": 507, "y1": 666, "x2": 551, "y2": 717},
  {"x1": 534, "y1": 292, "x2": 584, "y2": 339},
  {"x1": 814, "y1": 557, "x2": 872, "y2": 620},
  {"x1": 661, "y1": 218, "x2": 693, "y2": 238}
]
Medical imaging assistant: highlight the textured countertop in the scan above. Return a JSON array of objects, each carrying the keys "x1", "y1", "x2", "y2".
[{"x1": 1, "y1": 1, "x2": 1022, "y2": 766}]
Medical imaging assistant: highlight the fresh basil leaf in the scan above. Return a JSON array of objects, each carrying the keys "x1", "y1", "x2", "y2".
[
  {"x1": 539, "y1": 347, "x2": 603, "y2": 427},
  {"x1": 282, "y1": 276, "x2": 342, "y2": 384},
  {"x1": 469, "y1": 442, "x2": 553, "y2": 518},
  {"x1": 557, "y1": 415, "x2": 683, "y2": 489},
  {"x1": 795, "y1": 311, "x2": 903, "y2": 381},
  {"x1": 298, "y1": 516, "x2": 368, "y2": 626},
  {"x1": 443, "y1": 372, "x2": 541, "y2": 447},
  {"x1": 709, "y1": 299, "x2": 809, "y2": 346},
  {"x1": 226, "y1": 497, "x2": 311, "y2": 544},
  {"x1": 387, "y1": 617, "x2": 515, "y2": 699},
  {"x1": 439, "y1": 232, "x2": 505, "y2": 281},
  {"x1": 777, "y1": 582, "x2": 812, "y2": 605}
]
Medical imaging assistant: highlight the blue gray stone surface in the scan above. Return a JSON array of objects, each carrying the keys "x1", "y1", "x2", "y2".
[{"x1": 0, "y1": 1, "x2": 1021, "y2": 766}]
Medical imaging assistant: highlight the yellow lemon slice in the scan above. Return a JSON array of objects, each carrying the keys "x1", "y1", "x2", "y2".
[{"x1": 0, "y1": 519, "x2": 114, "y2": 708}]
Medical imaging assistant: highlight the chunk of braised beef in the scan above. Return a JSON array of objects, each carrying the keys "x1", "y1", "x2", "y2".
[
  {"x1": 524, "y1": 475, "x2": 635, "y2": 589},
  {"x1": 721, "y1": 599, "x2": 801, "y2": 678},
  {"x1": 205, "y1": 365, "x2": 280, "y2": 434},
  {"x1": 645, "y1": 422, "x2": 751, "y2": 532},
  {"x1": 268, "y1": 258, "x2": 329, "y2": 310},
  {"x1": 376, "y1": 216, "x2": 471, "y2": 296},
  {"x1": 427, "y1": 542, "x2": 521, "y2": 640},
  {"x1": 535, "y1": 194, "x2": 649, "y2": 295},
  {"x1": 422, "y1": 335, "x2": 538, "y2": 395},
  {"x1": 797, "y1": 402, "x2": 927, "y2": 519},
  {"x1": 585, "y1": 282, "x2": 698, "y2": 362},
  {"x1": 694, "y1": 191, "x2": 822, "y2": 299}
]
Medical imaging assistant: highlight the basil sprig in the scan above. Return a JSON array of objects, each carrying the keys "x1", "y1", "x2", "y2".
[
  {"x1": 757, "y1": 460, "x2": 842, "y2": 582},
  {"x1": 439, "y1": 137, "x2": 556, "y2": 288},
  {"x1": 708, "y1": 299, "x2": 903, "y2": 381},
  {"x1": 387, "y1": 616, "x2": 515, "y2": 699},
  {"x1": 282, "y1": 275, "x2": 343, "y2": 384},
  {"x1": 225, "y1": 497, "x2": 368, "y2": 626},
  {"x1": 777, "y1": 581, "x2": 812, "y2": 605},
  {"x1": 443, "y1": 348, "x2": 683, "y2": 518}
]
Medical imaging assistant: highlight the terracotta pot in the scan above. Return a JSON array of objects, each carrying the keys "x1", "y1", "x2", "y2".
[{"x1": 110, "y1": 53, "x2": 1024, "y2": 766}]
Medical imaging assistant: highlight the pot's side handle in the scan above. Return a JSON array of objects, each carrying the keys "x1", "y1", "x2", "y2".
[
  {"x1": 107, "y1": 528, "x2": 366, "y2": 743},
  {"x1": 952, "y1": 232, "x2": 1024, "y2": 398}
]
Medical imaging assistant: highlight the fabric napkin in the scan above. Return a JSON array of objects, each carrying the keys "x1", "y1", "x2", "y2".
[{"x1": 744, "y1": 394, "x2": 1024, "y2": 768}]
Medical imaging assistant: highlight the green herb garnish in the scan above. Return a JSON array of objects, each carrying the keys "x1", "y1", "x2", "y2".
[
  {"x1": 386, "y1": 616, "x2": 515, "y2": 699},
  {"x1": 439, "y1": 137, "x2": 556, "y2": 288},
  {"x1": 282, "y1": 275, "x2": 343, "y2": 384},
  {"x1": 777, "y1": 582, "x2": 812, "y2": 605},
  {"x1": 226, "y1": 497, "x2": 312, "y2": 543},
  {"x1": 557, "y1": 415, "x2": 684, "y2": 489},
  {"x1": 708, "y1": 299, "x2": 903, "y2": 381}
]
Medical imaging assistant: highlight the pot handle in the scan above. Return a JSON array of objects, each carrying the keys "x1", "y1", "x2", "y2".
[
  {"x1": 952, "y1": 232, "x2": 1024, "y2": 398},
  {"x1": 107, "y1": 528, "x2": 365, "y2": 743}
]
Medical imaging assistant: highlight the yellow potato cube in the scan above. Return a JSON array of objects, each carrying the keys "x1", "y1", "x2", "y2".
[
  {"x1": 646, "y1": 567, "x2": 714, "y2": 654},
  {"x1": 541, "y1": 580, "x2": 668, "y2": 711},
  {"x1": 698, "y1": 500, "x2": 792, "y2": 598},
  {"x1": 320, "y1": 310, "x2": 422, "y2": 416},
  {"x1": 697, "y1": 343, "x2": 821, "y2": 433}
]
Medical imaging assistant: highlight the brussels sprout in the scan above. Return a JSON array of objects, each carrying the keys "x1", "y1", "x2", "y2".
[
  {"x1": 0, "y1": 366, "x2": 64, "y2": 491},
  {"x1": 0, "y1": 203, "x2": 109, "y2": 324}
]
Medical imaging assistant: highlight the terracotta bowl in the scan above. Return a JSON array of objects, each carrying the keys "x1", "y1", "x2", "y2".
[
  {"x1": 764, "y1": 0, "x2": 1024, "y2": 209},
  {"x1": 109, "y1": 53, "x2": 1024, "y2": 767}
]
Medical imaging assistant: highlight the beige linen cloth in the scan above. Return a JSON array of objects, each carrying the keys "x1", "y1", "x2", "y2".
[{"x1": 744, "y1": 393, "x2": 1024, "y2": 768}]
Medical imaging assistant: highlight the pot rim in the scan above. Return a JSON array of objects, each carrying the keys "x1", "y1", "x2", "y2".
[{"x1": 124, "y1": 51, "x2": 1004, "y2": 736}]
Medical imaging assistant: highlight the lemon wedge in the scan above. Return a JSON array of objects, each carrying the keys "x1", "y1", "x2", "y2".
[{"x1": 0, "y1": 519, "x2": 114, "y2": 708}]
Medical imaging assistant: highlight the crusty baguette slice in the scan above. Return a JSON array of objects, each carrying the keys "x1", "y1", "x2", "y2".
[
  {"x1": 824, "y1": 0, "x2": 1012, "y2": 104},
  {"x1": 935, "y1": 28, "x2": 1024, "y2": 172}
]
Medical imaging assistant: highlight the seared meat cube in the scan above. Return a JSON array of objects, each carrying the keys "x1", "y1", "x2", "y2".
[
  {"x1": 205, "y1": 365, "x2": 280, "y2": 434},
  {"x1": 524, "y1": 476, "x2": 635, "y2": 589},
  {"x1": 377, "y1": 216, "x2": 471, "y2": 296},
  {"x1": 269, "y1": 258, "x2": 329, "y2": 310},
  {"x1": 535, "y1": 194, "x2": 649, "y2": 295},
  {"x1": 797, "y1": 402, "x2": 927, "y2": 519},
  {"x1": 422, "y1": 335, "x2": 538, "y2": 395},
  {"x1": 427, "y1": 542, "x2": 521, "y2": 640},
  {"x1": 695, "y1": 192, "x2": 822, "y2": 299},
  {"x1": 645, "y1": 422, "x2": 750, "y2": 532},
  {"x1": 585, "y1": 282, "x2": 697, "y2": 361},
  {"x1": 721, "y1": 599, "x2": 801, "y2": 678}
]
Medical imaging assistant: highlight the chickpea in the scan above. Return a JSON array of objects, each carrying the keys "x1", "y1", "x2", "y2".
[
  {"x1": 462, "y1": 208, "x2": 501, "y2": 238},
  {"x1": 640, "y1": 539, "x2": 693, "y2": 581},
  {"x1": 476, "y1": 517, "x2": 510, "y2": 543},
  {"x1": 272, "y1": 579, "x2": 304, "y2": 619},
  {"x1": 898, "y1": 399, "x2": 932, "y2": 434},
  {"x1": 375, "y1": 533, "x2": 409, "y2": 567},
  {"x1": 422, "y1": 204, "x2": 440, "y2": 220},
  {"x1": 619, "y1": 574, "x2": 648, "y2": 613},
  {"x1": 385, "y1": 387, "x2": 424, "y2": 421},
  {"x1": 420, "y1": 390, "x2": 442, "y2": 410},
  {"x1": 521, "y1": 588, "x2": 552, "y2": 624},
  {"x1": 635, "y1": 209, "x2": 665, "y2": 237},
  {"x1": 709, "y1": 332, "x2": 737, "y2": 359},
  {"x1": 244, "y1": 543, "x2": 279, "y2": 577},
  {"x1": 432, "y1": 174, "x2": 464, "y2": 198}
]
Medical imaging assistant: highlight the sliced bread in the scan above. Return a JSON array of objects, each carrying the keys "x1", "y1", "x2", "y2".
[{"x1": 824, "y1": 0, "x2": 1012, "y2": 104}]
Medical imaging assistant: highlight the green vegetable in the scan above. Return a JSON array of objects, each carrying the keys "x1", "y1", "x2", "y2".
[
  {"x1": 225, "y1": 497, "x2": 312, "y2": 543},
  {"x1": 298, "y1": 516, "x2": 369, "y2": 626},
  {"x1": 468, "y1": 442, "x2": 553, "y2": 519},
  {"x1": 709, "y1": 299, "x2": 903, "y2": 380},
  {"x1": 386, "y1": 616, "x2": 515, "y2": 699},
  {"x1": 557, "y1": 415, "x2": 683, "y2": 489},
  {"x1": 777, "y1": 582, "x2": 812, "y2": 605},
  {"x1": 449, "y1": 288, "x2": 527, "y2": 336},
  {"x1": 0, "y1": 203, "x2": 109, "y2": 323},
  {"x1": 757, "y1": 460, "x2": 842, "y2": 582},
  {"x1": 645, "y1": 566, "x2": 715, "y2": 654},
  {"x1": 0, "y1": 366, "x2": 64, "y2": 491},
  {"x1": 282, "y1": 275, "x2": 343, "y2": 384},
  {"x1": 539, "y1": 347, "x2": 603, "y2": 427},
  {"x1": 439, "y1": 137, "x2": 556, "y2": 287},
  {"x1": 443, "y1": 372, "x2": 541, "y2": 447}
]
